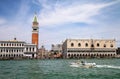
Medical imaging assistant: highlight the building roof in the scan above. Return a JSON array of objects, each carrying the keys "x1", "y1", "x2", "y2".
[
  {"x1": 65, "y1": 39, "x2": 116, "y2": 41},
  {"x1": 0, "y1": 38, "x2": 25, "y2": 43},
  {"x1": 24, "y1": 43, "x2": 37, "y2": 46},
  {"x1": 0, "y1": 40, "x2": 25, "y2": 43}
]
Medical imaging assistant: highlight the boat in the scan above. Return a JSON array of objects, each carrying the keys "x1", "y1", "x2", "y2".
[{"x1": 70, "y1": 60, "x2": 96, "y2": 68}]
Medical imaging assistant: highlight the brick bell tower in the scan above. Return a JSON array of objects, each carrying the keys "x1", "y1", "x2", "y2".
[{"x1": 32, "y1": 13, "x2": 39, "y2": 48}]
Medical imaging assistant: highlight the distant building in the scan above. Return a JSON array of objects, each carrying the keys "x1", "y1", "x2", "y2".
[
  {"x1": 62, "y1": 39, "x2": 116, "y2": 58},
  {"x1": 37, "y1": 46, "x2": 48, "y2": 59},
  {"x1": 116, "y1": 47, "x2": 120, "y2": 58},
  {"x1": 116, "y1": 47, "x2": 120, "y2": 55},
  {"x1": 51, "y1": 44, "x2": 62, "y2": 58},
  {"x1": 51, "y1": 44, "x2": 62, "y2": 53},
  {"x1": 0, "y1": 38, "x2": 37, "y2": 59}
]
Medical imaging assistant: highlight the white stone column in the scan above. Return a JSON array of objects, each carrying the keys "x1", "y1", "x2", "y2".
[
  {"x1": 24, "y1": 47, "x2": 26, "y2": 52},
  {"x1": 27, "y1": 47, "x2": 29, "y2": 52},
  {"x1": 34, "y1": 47, "x2": 36, "y2": 52}
]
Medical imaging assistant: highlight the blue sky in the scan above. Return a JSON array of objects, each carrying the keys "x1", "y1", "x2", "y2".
[{"x1": 0, "y1": 0, "x2": 120, "y2": 49}]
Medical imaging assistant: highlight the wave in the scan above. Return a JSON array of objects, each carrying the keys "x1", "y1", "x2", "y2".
[
  {"x1": 70, "y1": 64, "x2": 120, "y2": 69},
  {"x1": 70, "y1": 64, "x2": 80, "y2": 67},
  {"x1": 95, "y1": 65, "x2": 120, "y2": 69}
]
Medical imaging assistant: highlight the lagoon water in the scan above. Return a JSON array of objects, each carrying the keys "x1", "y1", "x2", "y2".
[{"x1": 0, "y1": 59, "x2": 120, "y2": 79}]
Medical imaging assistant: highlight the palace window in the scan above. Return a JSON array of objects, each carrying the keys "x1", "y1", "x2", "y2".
[
  {"x1": 30, "y1": 48, "x2": 31, "y2": 52},
  {"x1": 9, "y1": 43, "x2": 11, "y2": 46},
  {"x1": 110, "y1": 44, "x2": 113, "y2": 48},
  {"x1": 91, "y1": 44, "x2": 94, "y2": 47},
  {"x1": 3, "y1": 49, "x2": 5, "y2": 52},
  {"x1": 104, "y1": 44, "x2": 106, "y2": 48},
  {"x1": 97, "y1": 43, "x2": 100, "y2": 47},
  {"x1": 68, "y1": 54, "x2": 70, "y2": 57},
  {"x1": 1, "y1": 50, "x2": 2, "y2": 52},
  {"x1": 78, "y1": 43, "x2": 81, "y2": 47},
  {"x1": 1, "y1": 43, "x2": 3, "y2": 46},
  {"x1": 85, "y1": 43, "x2": 88, "y2": 47},
  {"x1": 33, "y1": 48, "x2": 34, "y2": 51},
  {"x1": 71, "y1": 43, "x2": 74, "y2": 47},
  {"x1": 26, "y1": 48, "x2": 28, "y2": 51},
  {"x1": 14, "y1": 50, "x2": 15, "y2": 52}
]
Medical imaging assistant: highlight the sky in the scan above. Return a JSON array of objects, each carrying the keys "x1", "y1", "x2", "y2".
[{"x1": 0, "y1": 0, "x2": 120, "y2": 50}]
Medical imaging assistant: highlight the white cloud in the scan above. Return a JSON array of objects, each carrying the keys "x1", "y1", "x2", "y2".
[
  {"x1": 0, "y1": 23, "x2": 31, "y2": 42},
  {"x1": 34, "y1": 0, "x2": 120, "y2": 49},
  {"x1": 38, "y1": 1, "x2": 118, "y2": 27},
  {"x1": 0, "y1": 18, "x2": 6, "y2": 25}
]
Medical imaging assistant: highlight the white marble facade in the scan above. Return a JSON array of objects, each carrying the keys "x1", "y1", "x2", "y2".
[{"x1": 0, "y1": 39, "x2": 37, "y2": 59}]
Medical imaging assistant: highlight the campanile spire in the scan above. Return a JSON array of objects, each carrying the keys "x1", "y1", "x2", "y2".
[{"x1": 32, "y1": 13, "x2": 39, "y2": 48}]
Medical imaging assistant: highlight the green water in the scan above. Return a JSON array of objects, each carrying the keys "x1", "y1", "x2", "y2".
[{"x1": 0, "y1": 59, "x2": 120, "y2": 79}]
